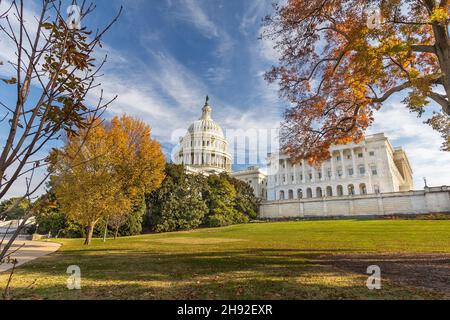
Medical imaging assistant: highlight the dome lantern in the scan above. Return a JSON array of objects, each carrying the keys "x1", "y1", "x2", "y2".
[{"x1": 201, "y1": 95, "x2": 212, "y2": 120}]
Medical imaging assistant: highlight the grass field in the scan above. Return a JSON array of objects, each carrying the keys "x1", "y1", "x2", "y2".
[{"x1": 1, "y1": 219, "x2": 450, "y2": 300}]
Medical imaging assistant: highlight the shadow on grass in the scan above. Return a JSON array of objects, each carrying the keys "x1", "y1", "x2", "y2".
[
  {"x1": 11, "y1": 277, "x2": 438, "y2": 300},
  {"x1": 6, "y1": 249, "x2": 449, "y2": 300},
  {"x1": 316, "y1": 253, "x2": 450, "y2": 296}
]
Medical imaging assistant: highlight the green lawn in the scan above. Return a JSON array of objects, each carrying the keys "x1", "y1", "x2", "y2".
[{"x1": 2, "y1": 219, "x2": 450, "y2": 300}]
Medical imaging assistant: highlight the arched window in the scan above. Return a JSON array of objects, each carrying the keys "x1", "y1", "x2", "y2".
[
  {"x1": 360, "y1": 184, "x2": 367, "y2": 195},
  {"x1": 297, "y1": 189, "x2": 303, "y2": 199},
  {"x1": 316, "y1": 187, "x2": 323, "y2": 198},
  {"x1": 288, "y1": 190, "x2": 294, "y2": 200},
  {"x1": 279, "y1": 191, "x2": 285, "y2": 200},
  {"x1": 348, "y1": 184, "x2": 355, "y2": 196},
  {"x1": 326, "y1": 186, "x2": 333, "y2": 197},
  {"x1": 306, "y1": 188, "x2": 313, "y2": 198},
  {"x1": 337, "y1": 185, "x2": 344, "y2": 197},
  {"x1": 374, "y1": 185, "x2": 380, "y2": 194}
]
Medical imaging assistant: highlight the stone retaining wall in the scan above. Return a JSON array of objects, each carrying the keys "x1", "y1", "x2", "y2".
[{"x1": 259, "y1": 187, "x2": 450, "y2": 218}]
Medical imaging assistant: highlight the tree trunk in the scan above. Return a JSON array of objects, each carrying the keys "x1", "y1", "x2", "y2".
[
  {"x1": 431, "y1": 22, "x2": 450, "y2": 115},
  {"x1": 114, "y1": 227, "x2": 119, "y2": 240},
  {"x1": 84, "y1": 222, "x2": 96, "y2": 245},
  {"x1": 103, "y1": 217, "x2": 109, "y2": 243}
]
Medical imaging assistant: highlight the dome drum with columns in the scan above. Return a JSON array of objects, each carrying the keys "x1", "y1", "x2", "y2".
[{"x1": 175, "y1": 97, "x2": 232, "y2": 175}]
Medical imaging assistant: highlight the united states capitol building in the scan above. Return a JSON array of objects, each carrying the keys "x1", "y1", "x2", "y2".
[
  {"x1": 174, "y1": 97, "x2": 450, "y2": 218},
  {"x1": 266, "y1": 133, "x2": 413, "y2": 201},
  {"x1": 175, "y1": 96, "x2": 232, "y2": 175}
]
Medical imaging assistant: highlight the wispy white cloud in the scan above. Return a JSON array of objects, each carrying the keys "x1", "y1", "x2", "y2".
[
  {"x1": 168, "y1": 0, "x2": 219, "y2": 39},
  {"x1": 257, "y1": 27, "x2": 281, "y2": 63},
  {"x1": 87, "y1": 56, "x2": 196, "y2": 142},
  {"x1": 205, "y1": 66, "x2": 230, "y2": 84},
  {"x1": 165, "y1": 0, "x2": 234, "y2": 59},
  {"x1": 368, "y1": 100, "x2": 450, "y2": 189},
  {"x1": 0, "y1": 0, "x2": 43, "y2": 76},
  {"x1": 148, "y1": 51, "x2": 208, "y2": 112},
  {"x1": 239, "y1": 0, "x2": 271, "y2": 35},
  {"x1": 239, "y1": 0, "x2": 280, "y2": 63}
]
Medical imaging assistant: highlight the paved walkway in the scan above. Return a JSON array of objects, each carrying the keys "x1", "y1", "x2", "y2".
[{"x1": 0, "y1": 239, "x2": 61, "y2": 273}]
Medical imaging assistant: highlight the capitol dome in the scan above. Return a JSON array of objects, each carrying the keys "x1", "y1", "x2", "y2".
[
  {"x1": 187, "y1": 104, "x2": 224, "y2": 136},
  {"x1": 174, "y1": 96, "x2": 232, "y2": 175}
]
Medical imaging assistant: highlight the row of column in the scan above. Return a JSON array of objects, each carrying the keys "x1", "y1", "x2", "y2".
[
  {"x1": 183, "y1": 152, "x2": 230, "y2": 169},
  {"x1": 184, "y1": 137, "x2": 227, "y2": 150},
  {"x1": 278, "y1": 147, "x2": 374, "y2": 185}
]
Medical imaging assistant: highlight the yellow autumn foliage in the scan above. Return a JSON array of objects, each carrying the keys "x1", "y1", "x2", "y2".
[
  {"x1": 430, "y1": 7, "x2": 448, "y2": 24},
  {"x1": 52, "y1": 115, "x2": 165, "y2": 245}
]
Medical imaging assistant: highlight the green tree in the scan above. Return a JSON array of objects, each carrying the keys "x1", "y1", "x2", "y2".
[
  {"x1": 0, "y1": 198, "x2": 30, "y2": 221},
  {"x1": 32, "y1": 190, "x2": 89, "y2": 238},
  {"x1": 150, "y1": 164, "x2": 208, "y2": 233},
  {"x1": 149, "y1": 166, "x2": 255, "y2": 232},
  {"x1": 34, "y1": 193, "x2": 65, "y2": 236},
  {"x1": 119, "y1": 196, "x2": 147, "y2": 236},
  {"x1": 204, "y1": 175, "x2": 249, "y2": 227},
  {"x1": 226, "y1": 176, "x2": 259, "y2": 220}
]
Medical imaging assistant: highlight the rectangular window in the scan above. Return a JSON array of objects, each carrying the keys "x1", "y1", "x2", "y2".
[
  {"x1": 358, "y1": 153, "x2": 363, "y2": 158},
  {"x1": 359, "y1": 166, "x2": 366, "y2": 175},
  {"x1": 369, "y1": 151, "x2": 375, "y2": 156},
  {"x1": 348, "y1": 168, "x2": 354, "y2": 176},
  {"x1": 371, "y1": 166, "x2": 378, "y2": 176}
]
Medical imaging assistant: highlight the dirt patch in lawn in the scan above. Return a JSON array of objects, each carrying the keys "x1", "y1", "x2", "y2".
[
  {"x1": 153, "y1": 237, "x2": 247, "y2": 245},
  {"x1": 316, "y1": 253, "x2": 450, "y2": 296}
]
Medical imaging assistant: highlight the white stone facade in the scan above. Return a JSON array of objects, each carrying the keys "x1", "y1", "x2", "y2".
[
  {"x1": 174, "y1": 97, "x2": 232, "y2": 175},
  {"x1": 266, "y1": 133, "x2": 413, "y2": 201},
  {"x1": 231, "y1": 166, "x2": 268, "y2": 200}
]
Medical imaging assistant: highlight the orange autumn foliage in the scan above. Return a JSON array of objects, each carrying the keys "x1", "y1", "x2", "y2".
[{"x1": 263, "y1": 0, "x2": 450, "y2": 164}]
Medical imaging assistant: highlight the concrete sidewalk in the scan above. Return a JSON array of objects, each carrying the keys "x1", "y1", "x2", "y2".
[{"x1": 0, "y1": 239, "x2": 61, "y2": 273}]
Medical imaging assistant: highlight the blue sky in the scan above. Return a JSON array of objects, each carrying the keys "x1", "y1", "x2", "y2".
[{"x1": 1, "y1": 0, "x2": 450, "y2": 198}]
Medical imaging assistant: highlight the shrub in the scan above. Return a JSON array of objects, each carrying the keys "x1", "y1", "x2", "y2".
[{"x1": 119, "y1": 197, "x2": 147, "y2": 236}]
